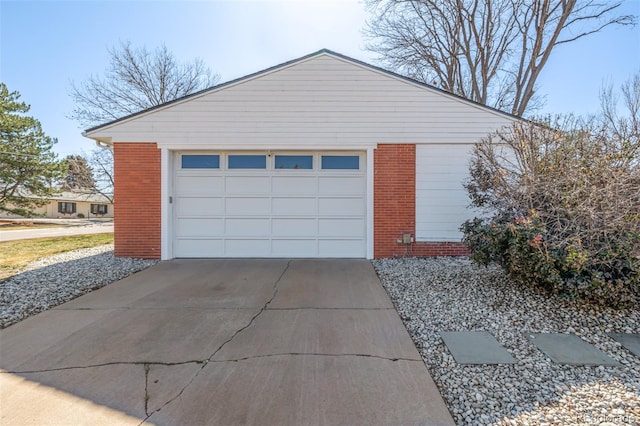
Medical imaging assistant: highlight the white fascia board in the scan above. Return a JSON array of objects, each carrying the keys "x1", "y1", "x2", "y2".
[{"x1": 156, "y1": 143, "x2": 378, "y2": 151}]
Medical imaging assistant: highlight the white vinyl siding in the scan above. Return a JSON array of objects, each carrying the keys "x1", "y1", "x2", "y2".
[
  {"x1": 415, "y1": 144, "x2": 480, "y2": 241},
  {"x1": 173, "y1": 151, "x2": 366, "y2": 258},
  {"x1": 87, "y1": 54, "x2": 514, "y2": 147}
]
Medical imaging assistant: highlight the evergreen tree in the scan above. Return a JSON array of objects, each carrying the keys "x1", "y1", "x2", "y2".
[
  {"x1": 0, "y1": 83, "x2": 66, "y2": 216},
  {"x1": 62, "y1": 154, "x2": 96, "y2": 191}
]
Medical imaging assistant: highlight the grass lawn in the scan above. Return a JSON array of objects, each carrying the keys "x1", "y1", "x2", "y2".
[{"x1": 0, "y1": 233, "x2": 114, "y2": 281}]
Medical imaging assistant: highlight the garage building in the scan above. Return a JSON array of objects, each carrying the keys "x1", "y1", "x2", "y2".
[{"x1": 83, "y1": 49, "x2": 516, "y2": 260}]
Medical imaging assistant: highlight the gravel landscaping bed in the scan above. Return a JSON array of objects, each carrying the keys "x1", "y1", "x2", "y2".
[
  {"x1": 373, "y1": 257, "x2": 640, "y2": 426},
  {"x1": 0, "y1": 245, "x2": 158, "y2": 328}
]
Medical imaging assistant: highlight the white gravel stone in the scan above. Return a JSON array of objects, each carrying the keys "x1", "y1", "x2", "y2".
[
  {"x1": 372, "y1": 257, "x2": 640, "y2": 426},
  {"x1": 0, "y1": 244, "x2": 158, "y2": 328}
]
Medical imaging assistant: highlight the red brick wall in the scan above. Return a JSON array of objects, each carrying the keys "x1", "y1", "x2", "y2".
[
  {"x1": 110, "y1": 142, "x2": 466, "y2": 259},
  {"x1": 374, "y1": 144, "x2": 416, "y2": 257},
  {"x1": 113, "y1": 143, "x2": 161, "y2": 259},
  {"x1": 373, "y1": 144, "x2": 468, "y2": 258}
]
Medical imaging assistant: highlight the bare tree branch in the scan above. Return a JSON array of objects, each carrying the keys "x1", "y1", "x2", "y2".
[
  {"x1": 69, "y1": 41, "x2": 220, "y2": 128},
  {"x1": 84, "y1": 148, "x2": 114, "y2": 204},
  {"x1": 365, "y1": 0, "x2": 637, "y2": 115}
]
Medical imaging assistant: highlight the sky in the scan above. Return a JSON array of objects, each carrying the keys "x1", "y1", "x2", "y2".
[{"x1": 1, "y1": 0, "x2": 639, "y2": 158}]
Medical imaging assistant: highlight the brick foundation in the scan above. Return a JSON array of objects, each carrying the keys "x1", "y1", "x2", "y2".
[
  {"x1": 410, "y1": 241, "x2": 469, "y2": 257},
  {"x1": 113, "y1": 142, "x2": 161, "y2": 259}
]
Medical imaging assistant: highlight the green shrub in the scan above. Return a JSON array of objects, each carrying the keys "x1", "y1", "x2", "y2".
[
  {"x1": 461, "y1": 75, "x2": 639, "y2": 306},
  {"x1": 462, "y1": 212, "x2": 639, "y2": 305}
]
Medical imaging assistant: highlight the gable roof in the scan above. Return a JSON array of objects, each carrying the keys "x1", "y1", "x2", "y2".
[
  {"x1": 15, "y1": 189, "x2": 112, "y2": 204},
  {"x1": 83, "y1": 48, "x2": 520, "y2": 138},
  {"x1": 48, "y1": 191, "x2": 113, "y2": 203}
]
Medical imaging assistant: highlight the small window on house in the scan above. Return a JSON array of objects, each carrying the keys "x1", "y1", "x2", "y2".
[
  {"x1": 228, "y1": 155, "x2": 267, "y2": 169},
  {"x1": 91, "y1": 204, "x2": 108, "y2": 215},
  {"x1": 275, "y1": 155, "x2": 313, "y2": 169},
  {"x1": 321, "y1": 155, "x2": 360, "y2": 170},
  {"x1": 58, "y1": 202, "x2": 76, "y2": 214},
  {"x1": 182, "y1": 155, "x2": 220, "y2": 169}
]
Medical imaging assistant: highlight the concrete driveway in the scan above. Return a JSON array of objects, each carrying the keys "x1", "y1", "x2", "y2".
[{"x1": 0, "y1": 259, "x2": 453, "y2": 425}]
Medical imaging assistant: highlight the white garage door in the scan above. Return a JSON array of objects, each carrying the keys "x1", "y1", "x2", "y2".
[{"x1": 173, "y1": 151, "x2": 366, "y2": 258}]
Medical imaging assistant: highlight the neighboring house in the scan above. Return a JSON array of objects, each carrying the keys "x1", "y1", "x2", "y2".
[
  {"x1": 0, "y1": 191, "x2": 113, "y2": 219},
  {"x1": 37, "y1": 191, "x2": 114, "y2": 219},
  {"x1": 83, "y1": 49, "x2": 518, "y2": 260}
]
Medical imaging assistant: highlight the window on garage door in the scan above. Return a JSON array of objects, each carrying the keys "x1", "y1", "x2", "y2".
[
  {"x1": 321, "y1": 155, "x2": 360, "y2": 170},
  {"x1": 228, "y1": 155, "x2": 267, "y2": 169},
  {"x1": 275, "y1": 155, "x2": 313, "y2": 169},
  {"x1": 179, "y1": 153, "x2": 364, "y2": 171},
  {"x1": 181, "y1": 154, "x2": 220, "y2": 169}
]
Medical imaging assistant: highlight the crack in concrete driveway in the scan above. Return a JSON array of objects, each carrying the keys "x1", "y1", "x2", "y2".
[
  {"x1": 1, "y1": 259, "x2": 454, "y2": 426},
  {"x1": 137, "y1": 259, "x2": 294, "y2": 423}
]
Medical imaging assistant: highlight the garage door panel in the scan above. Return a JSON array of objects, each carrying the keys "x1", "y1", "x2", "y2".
[
  {"x1": 318, "y1": 176, "x2": 364, "y2": 194},
  {"x1": 174, "y1": 239, "x2": 224, "y2": 257},
  {"x1": 318, "y1": 239, "x2": 363, "y2": 257},
  {"x1": 272, "y1": 239, "x2": 318, "y2": 257},
  {"x1": 272, "y1": 218, "x2": 317, "y2": 236},
  {"x1": 174, "y1": 151, "x2": 366, "y2": 258},
  {"x1": 226, "y1": 176, "x2": 270, "y2": 194},
  {"x1": 225, "y1": 218, "x2": 270, "y2": 236},
  {"x1": 176, "y1": 218, "x2": 224, "y2": 237},
  {"x1": 271, "y1": 197, "x2": 316, "y2": 215},
  {"x1": 176, "y1": 197, "x2": 224, "y2": 216},
  {"x1": 175, "y1": 176, "x2": 224, "y2": 195},
  {"x1": 225, "y1": 239, "x2": 271, "y2": 256},
  {"x1": 318, "y1": 218, "x2": 364, "y2": 237},
  {"x1": 225, "y1": 197, "x2": 270, "y2": 215},
  {"x1": 272, "y1": 176, "x2": 316, "y2": 194},
  {"x1": 318, "y1": 198, "x2": 365, "y2": 216}
]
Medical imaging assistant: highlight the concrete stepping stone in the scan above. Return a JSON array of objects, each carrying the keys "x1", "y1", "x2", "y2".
[
  {"x1": 440, "y1": 331, "x2": 516, "y2": 364},
  {"x1": 527, "y1": 333, "x2": 620, "y2": 366},
  {"x1": 608, "y1": 333, "x2": 640, "y2": 357}
]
